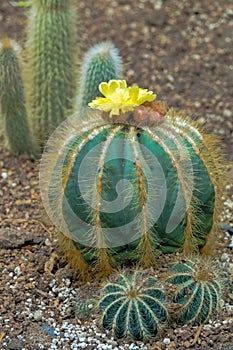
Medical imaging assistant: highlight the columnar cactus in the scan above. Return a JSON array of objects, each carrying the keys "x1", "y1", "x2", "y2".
[
  {"x1": 76, "y1": 41, "x2": 122, "y2": 113},
  {"x1": 165, "y1": 257, "x2": 223, "y2": 325},
  {"x1": 40, "y1": 80, "x2": 223, "y2": 279},
  {"x1": 26, "y1": 0, "x2": 78, "y2": 146},
  {"x1": 0, "y1": 38, "x2": 38, "y2": 156},
  {"x1": 99, "y1": 272, "x2": 168, "y2": 340}
]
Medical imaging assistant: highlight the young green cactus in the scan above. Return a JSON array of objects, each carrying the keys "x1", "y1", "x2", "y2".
[
  {"x1": 40, "y1": 80, "x2": 223, "y2": 280},
  {"x1": 165, "y1": 257, "x2": 223, "y2": 325},
  {"x1": 76, "y1": 41, "x2": 122, "y2": 113},
  {"x1": 0, "y1": 38, "x2": 38, "y2": 156},
  {"x1": 99, "y1": 271, "x2": 168, "y2": 340},
  {"x1": 26, "y1": 0, "x2": 78, "y2": 146},
  {"x1": 75, "y1": 297, "x2": 96, "y2": 320}
]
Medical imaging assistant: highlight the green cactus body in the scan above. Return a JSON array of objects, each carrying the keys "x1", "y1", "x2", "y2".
[
  {"x1": 40, "y1": 104, "x2": 221, "y2": 278},
  {"x1": 0, "y1": 38, "x2": 38, "y2": 156},
  {"x1": 99, "y1": 272, "x2": 168, "y2": 340},
  {"x1": 165, "y1": 258, "x2": 223, "y2": 325},
  {"x1": 75, "y1": 297, "x2": 95, "y2": 320},
  {"x1": 26, "y1": 0, "x2": 78, "y2": 146},
  {"x1": 76, "y1": 42, "x2": 122, "y2": 113}
]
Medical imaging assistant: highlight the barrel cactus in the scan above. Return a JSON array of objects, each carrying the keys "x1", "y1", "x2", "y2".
[
  {"x1": 99, "y1": 271, "x2": 168, "y2": 340},
  {"x1": 165, "y1": 257, "x2": 224, "y2": 325},
  {"x1": 40, "y1": 79, "x2": 223, "y2": 280},
  {"x1": 75, "y1": 296, "x2": 96, "y2": 320},
  {"x1": 0, "y1": 38, "x2": 38, "y2": 156},
  {"x1": 26, "y1": 0, "x2": 78, "y2": 146},
  {"x1": 76, "y1": 41, "x2": 122, "y2": 114}
]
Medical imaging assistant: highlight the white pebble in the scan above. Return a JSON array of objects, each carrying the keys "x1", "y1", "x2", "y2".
[
  {"x1": 78, "y1": 337, "x2": 86, "y2": 342},
  {"x1": 1, "y1": 172, "x2": 8, "y2": 179},
  {"x1": 203, "y1": 324, "x2": 211, "y2": 330},
  {"x1": 14, "y1": 266, "x2": 21, "y2": 276},
  {"x1": 229, "y1": 237, "x2": 233, "y2": 248},
  {"x1": 214, "y1": 322, "x2": 221, "y2": 327},
  {"x1": 223, "y1": 109, "x2": 232, "y2": 118},
  {"x1": 221, "y1": 253, "x2": 230, "y2": 262},
  {"x1": 163, "y1": 337, "x2": 171, "y2": 345},
  {"x1": 34, "y1": 310, "x2": 43, "y2": 321}
]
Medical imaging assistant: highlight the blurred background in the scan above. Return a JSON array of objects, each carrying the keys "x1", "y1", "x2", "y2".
[{"x1": 0, "y1": 0, "x2": 232, "y2": 159}]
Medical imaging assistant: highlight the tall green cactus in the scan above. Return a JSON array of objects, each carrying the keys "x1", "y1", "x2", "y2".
[
  {"x1": 99, "y1": 272, "x2": 168, "y2": 340},
  {"x1": 26, "y1": 0, "x2": 78, "y2": 146},
  {"x1": 40, "y1": 80, "x2": 223, "y2": 280},
  {"x1": 76, "y1": 41, "x2": 122, "y2": 113},
  {"x1": 0, "y1": 38, "x2": 38, "y2": 156},
  {"x1": 165, "y1": 257, "x2": 224, "y2": 325}
]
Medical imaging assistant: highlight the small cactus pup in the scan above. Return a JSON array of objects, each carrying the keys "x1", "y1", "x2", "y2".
[
  {"x1": 26, "y1": 0, "x2": 78, "y2": 147},
  {"x1": 76, "y1": 41, "x2": 122, "y2": 114},
  {"x1": 0, "y1": 38, "x2": 38, "y2": 156},
  {"x1": 75, "y1": 295, "x2": 96, "y2": 320},
  {"x1": 165, "y1": 257, "x2": 224, "y2": 325},
  {"x1": 40, "y1": 79, "x2": 223, "y2": 280},
  {"x1": 99, "y1": 271, "x2": 168, "y2": 340}
]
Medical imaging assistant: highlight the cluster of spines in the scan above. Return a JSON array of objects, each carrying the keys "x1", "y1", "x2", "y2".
[
  {"x1": 26, "y1": 0, "x2": 78, "y2": 146},
  {"x1": 165, "y1": 257, "x2": 223, "y2": 325},
  {"x1": 99, "y1": 271, "x2": 168, "y2": 341},
  {"x1": 76, "y1": 41, "x2": 122, "y2": 113},
  {"x1": 0, "y1": 38, "x2": 38, "y2": 156}
]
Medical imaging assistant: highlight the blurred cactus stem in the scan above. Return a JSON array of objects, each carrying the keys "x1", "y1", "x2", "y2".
[
  {"x1": 26, "y1": 0, "x2": 78, "y2": 147},
  {"x1": 0, "y1": 38, "x2": 39, "y2": 157},
  {"x1": 76, "y1": 41, "x2": 122, "y2": 114}
]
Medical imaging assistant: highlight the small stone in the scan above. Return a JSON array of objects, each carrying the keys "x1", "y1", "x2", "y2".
[
  {"x1": 194, "y1": 101, "x2": 201, "y2": 108},
  {"x1": 163, "y1": 337, "x2": 171, "y2": 345},
  {"x1": 14, "y1": 266, "x2": 21, "y2": 276},
  {"x1": 44, "y1": 238, "x2": 52, "y2": 246},
  {"x1": 78, "y1": 337, "x2": 86, "y2": 342},
  {"x1": 223, "y1": 109, "x2": 232, "y2": 118},
  {"x1": 7, "y1": 338, "x2": 24, "y2": 350},
  {"x1": 229, "y1": 237, "x2": 233, "y2": 248},
  {"x1": 221, "y1": 253, "x2": 229, "y2": 262},
  {"x1": 0, "y1": 228, "x2": 25, "y2": 249},
  {"x1": 1, "y1": 172, "x2": 8, "y2": 179},
  {"x1": 33, "y1": 310, "x2": 43, "y2": 321}
]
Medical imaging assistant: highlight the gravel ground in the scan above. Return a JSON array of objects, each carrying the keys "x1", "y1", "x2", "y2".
[{"x1": 0, "y1": 0, "x2": 233, "y2": 349}]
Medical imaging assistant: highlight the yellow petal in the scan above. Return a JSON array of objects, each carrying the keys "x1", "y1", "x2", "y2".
[
  {"x1": 128, "y1": 86, "x2": 139, "y2": 103},
  {"x1": 137, "y1": 90, "x2": 156, "y2": 104},
  {"x1": 99, "y1": 82, "x2": 109, "y2": 96},
  {"x1": 108, "y1": 80, "x2": 120, "y2": 95},
  {"x1": 88, "y1": 80, "x2": 157, "y2": 116},
  {"x1": 118, "y1": 80, "x2": 127, "y2": 89}
]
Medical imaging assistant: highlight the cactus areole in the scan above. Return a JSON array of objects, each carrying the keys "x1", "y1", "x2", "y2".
[{"x1": 40, "y1": 80, "x2": 221, "y2": 276}]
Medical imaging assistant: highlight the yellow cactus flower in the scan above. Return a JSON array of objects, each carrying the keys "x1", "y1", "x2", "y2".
[{"x1": 88, "y1": 80, "x2": 156, "y2": 117}]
